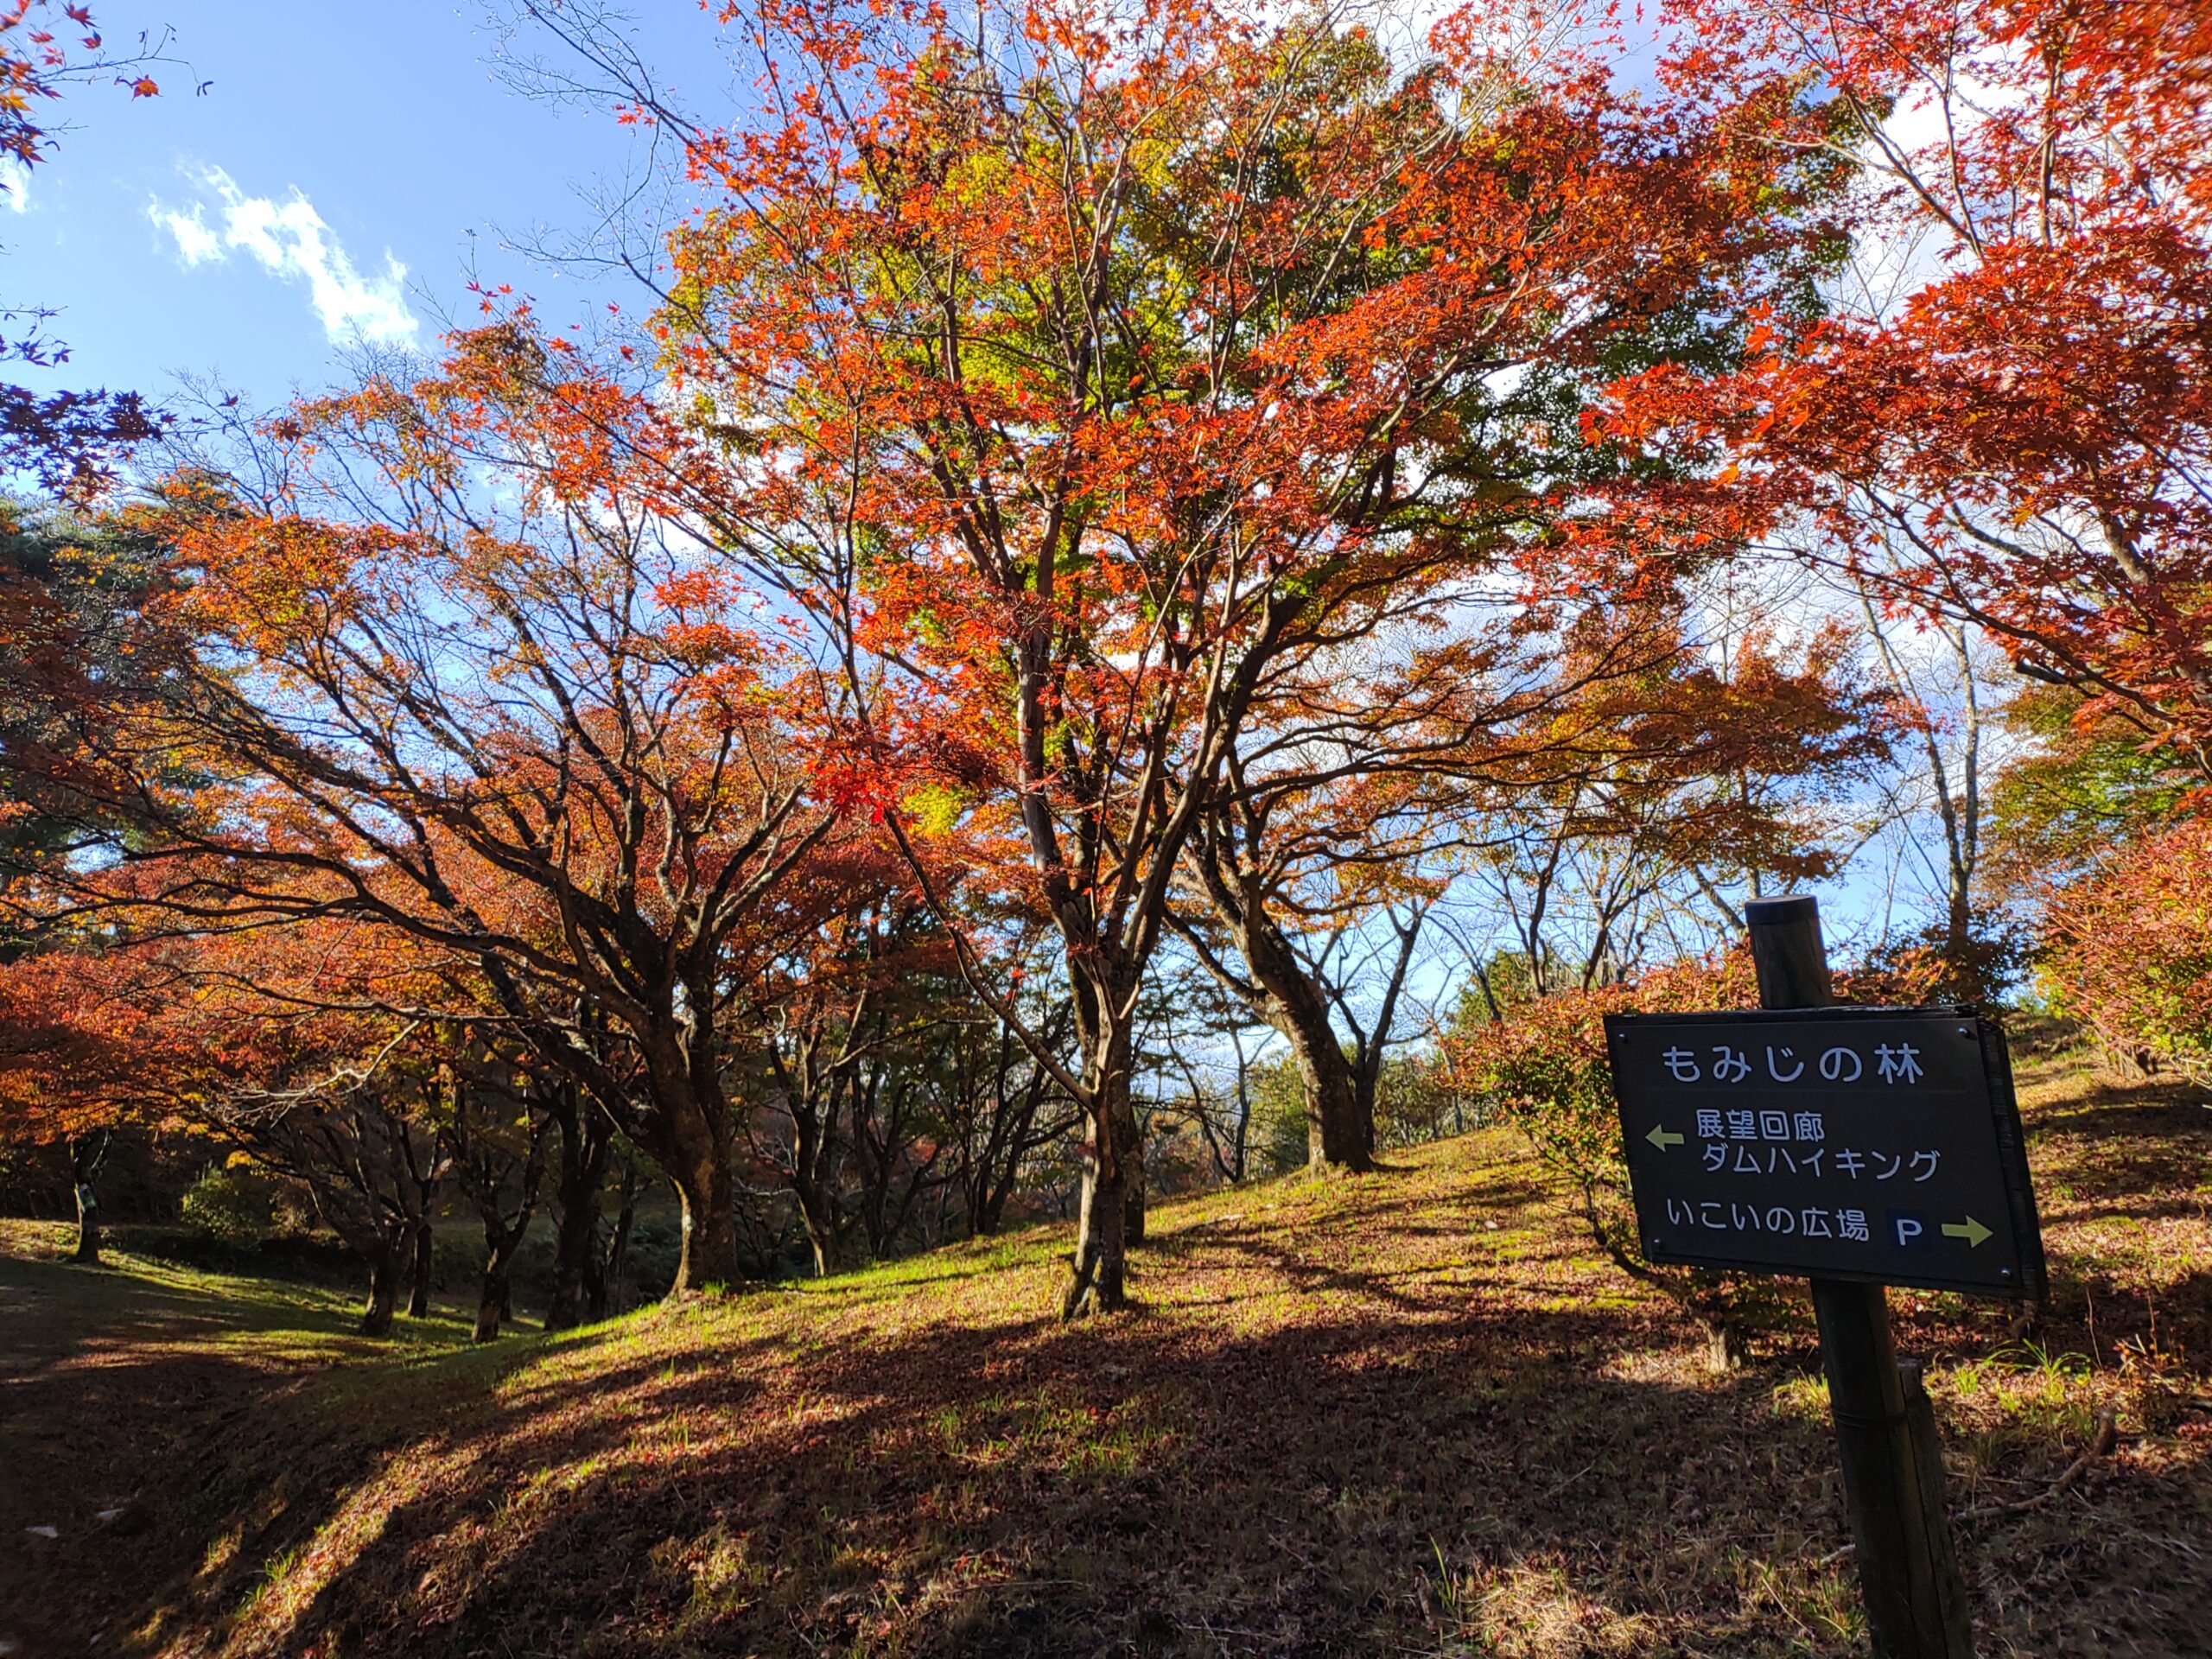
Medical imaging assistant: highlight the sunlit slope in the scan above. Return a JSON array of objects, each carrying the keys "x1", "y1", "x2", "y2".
[{"x1": 5, "y1": 1054, "x2": 2206, "y2": 1658}]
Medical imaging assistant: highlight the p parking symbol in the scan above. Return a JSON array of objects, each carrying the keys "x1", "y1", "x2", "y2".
[{"x1": 1888, "y1": 1210, "x2": 1933, "y2": 1251}]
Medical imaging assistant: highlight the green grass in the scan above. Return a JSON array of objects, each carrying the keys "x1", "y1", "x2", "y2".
[
  {"x1": 3, "y1": 1050, "x2": 2209, "y2": 1656},
  {"x1": 0, "y1": 1221, "x2": 476, "y2": 1360}
]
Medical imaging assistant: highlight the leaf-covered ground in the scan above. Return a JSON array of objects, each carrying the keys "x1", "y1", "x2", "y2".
[{"x1": 4, "y1": 1048, "x2": 2209, "y2": 1657}]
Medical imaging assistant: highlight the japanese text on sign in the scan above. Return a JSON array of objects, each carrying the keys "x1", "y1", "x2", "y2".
[{"x1": 1604, "y1": 1008, "x2": 2044, "y2": 1300}]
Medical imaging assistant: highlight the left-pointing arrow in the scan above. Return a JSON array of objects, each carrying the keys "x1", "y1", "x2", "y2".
[
  {"x1": 1645, "y1": 1125, "x2": 1685, "y2": 1151},
  {"x1": 1941, "y1": 1216, "x2": 1994, "y2": 1249}
]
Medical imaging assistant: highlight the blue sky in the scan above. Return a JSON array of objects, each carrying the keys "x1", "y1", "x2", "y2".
[{"x1": 8, "y1": 2, "x2": 723, "y2": 410}]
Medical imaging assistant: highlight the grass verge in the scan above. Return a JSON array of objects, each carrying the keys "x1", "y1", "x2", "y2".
[{"x1": 3, "y1": 1047, "x2": 2207, "y2": 1656}]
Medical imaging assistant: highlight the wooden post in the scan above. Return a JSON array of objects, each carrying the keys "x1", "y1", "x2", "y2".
[{"x1": 1745, "y1": 896, "x2": 1974, "y2": 1659}]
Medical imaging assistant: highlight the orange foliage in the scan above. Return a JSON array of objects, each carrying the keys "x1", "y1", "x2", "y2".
[
  {"x1": 1606, "y1": 0, "x2": 2212, "y2": 772},
  {"x1": 0, "y1": 944, "x2": 161, "y2": 1143},
  {"x1": 2044, "y1": 818, "x2": 2212, "y2": 1083},
  {"x1": 0, "y1": 326, "x2": 851, "y2": 1290},
  {"x1": 620, "y1": 0, "x2": 1859, "y2": 1310}
]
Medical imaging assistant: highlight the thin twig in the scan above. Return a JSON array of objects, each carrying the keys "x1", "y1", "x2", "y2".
[{"x1": 1960, "y1": 1413, "x2": 2118, "y2": 1519}]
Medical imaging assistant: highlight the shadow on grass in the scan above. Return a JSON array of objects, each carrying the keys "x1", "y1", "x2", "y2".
[
  {"x1": 0, "y1": 1247, "x2": 479, "y2": 1653},
  {"x1": 164, "y1": 1279, "x2": 2209, "y2": 1659},
  {"x1": 12, "y1": 1112, "x2": 2211, "y2": 1659},
  {"x1": 2010, "y1": 1068, "x2": 2212, "y2": 1367},
  {"x1": 2027, "y1": 1073, "x2": 2212, "y2": 1221},
  {"x1": 158, "y1": 1301, "x2": 1669, "y2": 1655},
  {"x1": 0, "y1": 1248, "x2": 424, "y2": 1358}
]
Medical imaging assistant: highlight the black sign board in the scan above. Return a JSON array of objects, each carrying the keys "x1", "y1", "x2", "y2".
[{"x1": 1605, "y1": 1006, "x2": 2044, "y2": 1300}]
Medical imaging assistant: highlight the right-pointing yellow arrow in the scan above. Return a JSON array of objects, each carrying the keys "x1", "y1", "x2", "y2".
[
  {"x1": 1942, "y1": 1217, "x2": 1993, "y2": 1248},
  {"x1": 1645, "y1": 1125, "x2": 1685, "y2": 1151}
]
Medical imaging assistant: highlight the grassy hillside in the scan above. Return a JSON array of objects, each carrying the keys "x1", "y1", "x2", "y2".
[{"x1": 4, "y1": 1051, "x2": 2209, "y2": 1657}]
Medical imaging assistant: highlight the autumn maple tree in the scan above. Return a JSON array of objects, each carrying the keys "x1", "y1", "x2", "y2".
[
  {"x1": 2043, "y1": 814, "x2": 2212, "y2": 1083},
  {"x1": 574, "y1": 0, "x2": 1860, "y2": 1313},
  {"x1": 1164, "y1": 575, "x2": 1896, "y2": 1167},
  {"x1": 0, "y1": 327, "x2": 834, "y2": 1294},
  {"x1": 0, "y1": 940, "x2": 161, "y2": 1262},
  {"x1": 0, "y1": 15, "x2": 177, "y2": 1254},
  {"x1": 1606, "y1": 0, "x2": 2212, "y2": 781}
]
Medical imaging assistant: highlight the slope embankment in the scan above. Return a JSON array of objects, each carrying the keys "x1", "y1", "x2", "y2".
[{"x1": 3, "y1": 1057, "x2": 2208, "y2": 1656}]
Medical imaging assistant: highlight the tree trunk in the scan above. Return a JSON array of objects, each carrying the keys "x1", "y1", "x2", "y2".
[
  {"x1": 407, "y1": 1220, "x2": 435, "y2": 1319},
  {"x1": 593, "y1": 1172, "x2": 637, "y2": 1319},
  {"x1": 804, "y1": 1216, "x2": 835, "y2": 1278},
  {"x1": 543, "y1": 1099, "x2": 611, "y2": 1333},
  {"x1": 1268, "y1": 976, "x2": 1371, "y2": 1172},
  {"x1": 545, "y1": 1198, "x2": 596, "y2": 1333},
  {"x1": 976, "y1": 1167, "x2": 1011, "y2": 1236},
  {"x1": 1193, "y1": 875, "x2": 1374, "y2": 1173},
  {"x1": 1944, "y1": 887, "x2": 1980, "y2": 1000},
  {"x1": 972, "y1": 1068, "x2": 1046, "y2": 1237},
  {"x1": 795, "y1": 1179, "x2": 839, "y2": 1278},
  {"x1": 1704, "y1": 1320, "x2": 1751, "y2": 1373},
  {"x1": 361, "y1": 1237, "x2": 404, "y2": 1338},
  {"x1": 1116, "y1": 1090, "x2": 1147, "y2": 1246},
  {"x1": 1063, "y1": 1061, "x2": 1137, "y2": 1318},
  {"x1": 671, "y1": 1153, "x2": 740, "y2": 1294},
  {"x1": 474, "y1": 1253, "x2": 514, "y2": 1343},
  {"x1": 71, "y1": 1183, "x2": 101, "y2": 1264},
  {"x1": 1296, "y1": 1039, "x2": 1370, "y2": 1171},
  {"x1": 1062, "y1": 1146, "x2": 1129, "y2": 1319},
  {"x1": 67, "y1": 1130, "x2": 110, "y2": 1265},
  {"x1": 474, "y1": 1195, "x2": 533, "y2": 1342}
]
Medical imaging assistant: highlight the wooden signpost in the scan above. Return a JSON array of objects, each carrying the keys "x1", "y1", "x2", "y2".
[{"x1": 1604, "y1": 896, "x2": 2045, "y2": 1659}]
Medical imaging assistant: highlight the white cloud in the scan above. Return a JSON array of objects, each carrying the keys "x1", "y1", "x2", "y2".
[
  {"x1": 149, "y1": 165, "x2": 419, "y2": 345},
  {"x1": 0, "y1": 158, "x2": 30, "y2": 214},
  {"x1": 156, "y1": 200, "x2": 222, "y2": 264}
]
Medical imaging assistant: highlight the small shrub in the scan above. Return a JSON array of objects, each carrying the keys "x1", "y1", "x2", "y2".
[
  {"x1": 1446, "y1": 947, "x2": 1942, "y2": 1365},
  {"x1": 1374, "y1": 1052, "x2": 1475, "y2": 1149},
  {"x1": 2043, "y1": 817, "x2": 2212, "y2": 1084},
  {"x1": 181, "y1": 1165, "x2": 276, "y2": 1244}
]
